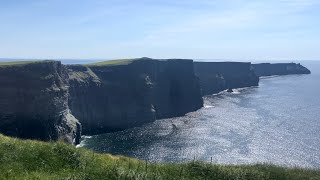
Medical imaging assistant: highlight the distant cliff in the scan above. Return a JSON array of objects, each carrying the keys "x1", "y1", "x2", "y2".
[
  {"x1": 252, "y1": 63, "x2": 311, "y2": 77},
  {"x1": 194, "y1": 62, "x2": 259, "y2": 95},
  {"x1": 68, "y1": 58, "x2": 203, "y2": 135},
  {"x1": 0, "y1": 61, "x2": 81, "y2": 144}
]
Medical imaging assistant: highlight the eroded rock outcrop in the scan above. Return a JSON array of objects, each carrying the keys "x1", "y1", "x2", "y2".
[
  {"x1": 68, "y1": 58, "x2": 203, "y2": 135},
  {"x1": 0, "y1": 61, "x2": 81, "y2": 144},
  {"x1": 252, "y1": 63, "x2": 311, "y2": 77},
  {"x1": 194, "y1": 62, "x2": 259, "y2": 95}
]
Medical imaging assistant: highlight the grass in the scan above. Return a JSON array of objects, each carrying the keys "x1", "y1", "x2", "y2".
[
  {"x1": 86, "y1": 57, "x2": 158, "y2": 67},
  {"x1": 86, "y1": 59, "x2": 135, "y2": 66},
  {"x1": 0, "y1": 134, "x2": 319, "y2": 180},
  {"x1": 0, "y1": 60, "x2": 52, "y2": 67}
]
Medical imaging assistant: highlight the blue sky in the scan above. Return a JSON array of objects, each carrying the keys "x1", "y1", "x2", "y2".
[{"x1": 0, "y1": 0, "x2": 319, "y2": 60}]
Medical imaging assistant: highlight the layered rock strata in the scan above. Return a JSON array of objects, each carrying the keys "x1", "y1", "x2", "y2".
[
  {"x1": 68, "y1": 58, "x2": 203, "y2": 135},
  {"x1": 0, "y1": 61, "x2": 81, "y2": 144},
  {"x1": 194, "y1": 62, "x2": 259, "y2": 95}
]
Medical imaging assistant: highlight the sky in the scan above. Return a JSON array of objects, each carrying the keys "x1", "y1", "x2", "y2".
[{"x1": 0, "y1": 0, "x2": 319, "y2": 60}]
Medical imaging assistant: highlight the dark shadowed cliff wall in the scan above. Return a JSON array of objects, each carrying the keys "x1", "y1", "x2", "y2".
[
  {"x1": 0, "y1": 61, "x2": 81, "y2": 144},
  {"x1": 252, "y1": 63, "x2": 311, "y2": 77},
  {"x1": 68, "y1": 58, "x2": 203, "y2": 135},
  {"x1": 194, "y1": 62, "x2": 259, "y2": 95},
  {"x1": 0, "y1": 59, "x2": 311, "y2": 143}
]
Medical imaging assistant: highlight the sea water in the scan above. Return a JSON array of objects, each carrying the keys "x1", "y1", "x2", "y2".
[{"x1": 78, "y1": 61, "x2": 320, "y2": 168}]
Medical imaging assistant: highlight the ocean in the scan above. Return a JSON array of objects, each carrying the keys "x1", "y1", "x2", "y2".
[{"x1": 78, "y1": 61, "x2": 320, "y2": 168}]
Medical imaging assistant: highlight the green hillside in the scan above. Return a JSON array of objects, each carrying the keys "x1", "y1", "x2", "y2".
[{"x1": 0, "y1": 134, "x2": 319, "y2": 179}]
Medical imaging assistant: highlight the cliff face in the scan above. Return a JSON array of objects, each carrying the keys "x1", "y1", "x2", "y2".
[
  {"x1": 0, "y1": 61, "x2": 81, "y2": 144},
  {"x1": 0, "y1": 59, "x2": 311, "y2": 143},
  {"x1": 68, "y1": 58, "x2": 203, "y2": 135},
  {"x1": 194, "y1": 62, "x2": 259, "y2": 95},
  {"x1": 252, "y1": 63, "x2": 311, "y2": 77}
]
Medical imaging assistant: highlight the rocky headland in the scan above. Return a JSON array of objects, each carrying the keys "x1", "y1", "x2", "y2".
[
  {"x1": 0, "y1": 59, "x2": 311, "y2": 144},
  {"x1": 252, "y1": 63, "x2": 311, "y2": 77}
]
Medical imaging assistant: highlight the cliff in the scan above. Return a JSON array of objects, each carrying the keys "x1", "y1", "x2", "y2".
[
  {"x1": 194, "y1": 62, "x2": 259, "y2": 95},
  {"x1": 0, "y1": 59, "x2": 312, "y2": 143},
  {"x1": 252, "y1": 63, "x2": 311, "y2": 77},
  {"x1": 0, "y1": 61, "x2": 81, "y2": 144},
  {"x1": 68, "y1": 58, "x2": 203, "y2": 135}
]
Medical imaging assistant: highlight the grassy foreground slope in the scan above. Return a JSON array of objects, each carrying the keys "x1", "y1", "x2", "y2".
[{"x1": 0, "y1": 134, "x2": 319, "y2": 180}]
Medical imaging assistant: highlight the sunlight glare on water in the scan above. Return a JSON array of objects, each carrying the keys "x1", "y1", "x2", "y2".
[{"x1": 81, "y1": 61, "x2": 320, "y2": 168}]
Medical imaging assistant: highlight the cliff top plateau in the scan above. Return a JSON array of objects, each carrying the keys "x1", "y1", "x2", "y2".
[
  {"x1": 0, "y1": 60, "x2": 55, "y2": 67},
  {"x1": 86, "y1": 57, "x2": 193, "y2": 66}
]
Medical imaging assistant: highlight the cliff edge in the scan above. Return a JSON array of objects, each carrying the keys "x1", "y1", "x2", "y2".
[
  {"x1": 194, "y1": 62, "x2": 259, "y2": 95},
  {"x1": 252, "y1": 63, "x2": 311, "y2": 77},
  {"x1": 0, "y1": 61, "x2": 81, "y2": 144},
  {"x1": 68, "y1": 58, "x2": 203, "y2": 135}
]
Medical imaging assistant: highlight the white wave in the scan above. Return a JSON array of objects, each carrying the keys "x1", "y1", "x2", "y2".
[
  {"x1": 260, "y1": 75, "x2": 281, "y2": 79},
  {"x1": 231, "y1": 90, "x2": 241, "y2": 94},
  {"x1": 82, "y1": 135, "x2": 93, "y2": 139},
  {"x1": 204, "y1": 105, "x2": 215, "y2": 108},
  {"x1": 76, "y1": 143, "x2": 85, "y2": 148}
]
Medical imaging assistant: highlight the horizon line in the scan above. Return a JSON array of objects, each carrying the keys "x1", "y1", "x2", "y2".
[{"x1": 0, "y1": 57, "x2": 319, "y2": 62}]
